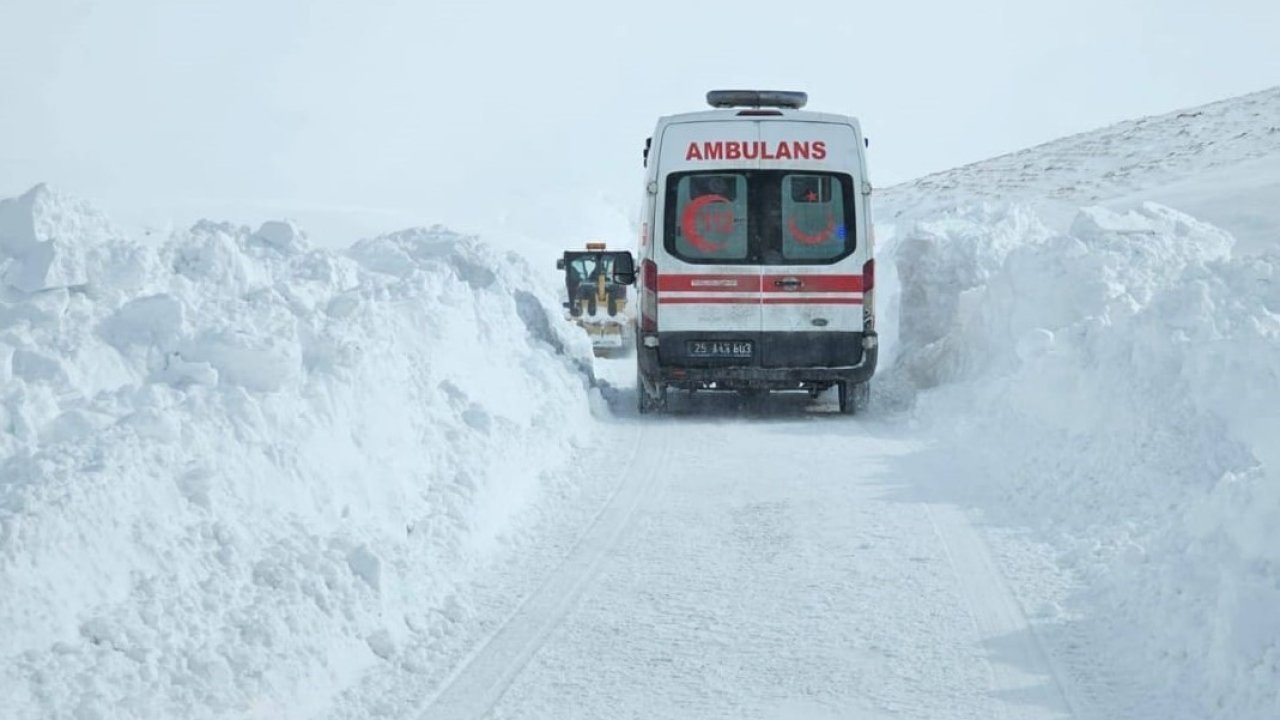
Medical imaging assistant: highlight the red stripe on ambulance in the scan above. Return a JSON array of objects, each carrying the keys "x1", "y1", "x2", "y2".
[
  {"x1": 659, "y1": 296, "x2": 862, "y2": 305},
  {"x1": 658, "y1": 274, "x2": 864, "y2": 305},
  {"x1": 660, "y1": 273, "x2": 863, "y2": 293},
  {"x1": 658, "y1": 274, "x2": 762, "y2": 292},
  {"x1": 763, "y1": 297, "x2": 861, "y2": 305},
  {"x1": 761, "y1": 274, "x2": 864, "y2": 292}
]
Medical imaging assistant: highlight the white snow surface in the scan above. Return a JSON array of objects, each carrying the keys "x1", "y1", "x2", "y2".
[
  {"x1": 3, "y1": 83, "x2": 1280, "y2": 720},
  {"x1": 880, "y1": 89, "x2": 1280, "y2": 716},
  {"x1": 0, "y1": 184, "x2": 599, "y2": 720}
]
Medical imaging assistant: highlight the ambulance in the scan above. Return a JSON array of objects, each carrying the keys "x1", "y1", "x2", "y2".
[{"x1": 634, "y1": 90, "x2": 877, "y2": 414}]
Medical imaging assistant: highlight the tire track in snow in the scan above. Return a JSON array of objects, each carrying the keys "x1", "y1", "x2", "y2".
[
  {"x1": 480, "y1": 417, "x2": 1009, "y2": 719},
  {"x1": 417, "y1": 420, "x2": 675, "y2": 720},
  {"x1": 927, "y1": 504, "x2": 1080, "y2": 719}
]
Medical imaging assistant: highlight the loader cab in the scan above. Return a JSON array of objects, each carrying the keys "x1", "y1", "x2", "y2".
[
  {"x1": 635, "y1": 90, "x2": 878, "y2": 414},
  {"x1": 557, "y1": 243, "x2": 635, "y2": 310},
  {"x1": 560, "y1": 248, "x2": 634, "y2": 299}
]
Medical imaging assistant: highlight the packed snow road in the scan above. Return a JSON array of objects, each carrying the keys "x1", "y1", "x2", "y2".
[{"x1": 419, "y1": 375, "x2": 1076, "y2": 720}]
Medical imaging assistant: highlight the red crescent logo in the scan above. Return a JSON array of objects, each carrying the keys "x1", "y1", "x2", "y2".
[
  {"x1": 788, "y1": 211, "x2": 836, "y2": 246},
  {"x1": 681, "y1": 194, "x2": 732, "y2": 252}
]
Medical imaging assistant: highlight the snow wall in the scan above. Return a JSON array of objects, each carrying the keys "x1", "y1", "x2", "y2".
[
  {"x1": 0, "y1": 185, "x2": 598, "y2": 719},
  {"x1": 892, "y1": 201, "x2": 1280, "y2": 719}
]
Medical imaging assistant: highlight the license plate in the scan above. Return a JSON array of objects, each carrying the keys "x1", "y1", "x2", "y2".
[{"x1": 687, "y1": 340, "x2": 753, "y2": 358}]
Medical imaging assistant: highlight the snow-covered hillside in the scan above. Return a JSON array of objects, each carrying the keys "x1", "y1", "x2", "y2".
[
  {"x1": 880, "y1": 85, "x2": 1280, "y2": 253},
  {"x1": 0, "y1": 185, "x2": 601, "y2": 719},
  {"x1": 880, "y1": 88, "x2": 1280, "y2": 718}
]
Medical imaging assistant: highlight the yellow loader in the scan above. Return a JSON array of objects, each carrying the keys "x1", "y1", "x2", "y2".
[{"x1": 556, "y1": 242, "x2": 637, "y2": 356}]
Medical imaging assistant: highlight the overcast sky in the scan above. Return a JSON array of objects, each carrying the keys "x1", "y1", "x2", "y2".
[{"x1": 2, "y1": 0, "x2": 1278, "y2": 248}]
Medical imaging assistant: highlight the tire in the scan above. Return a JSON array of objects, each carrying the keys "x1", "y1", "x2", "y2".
[
  {"x1": 575, "y1": 286, "x2": 597, "y2": 317},
  {"x1": 838, "y1": 381, "x2": 870, "y2": 414},
  {"x1": 637, "y1": 369, "x2": 666, "y2": 415}
]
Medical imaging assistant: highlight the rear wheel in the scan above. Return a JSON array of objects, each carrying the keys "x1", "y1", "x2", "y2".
[
  {"x1": 637, "y1": 370, "x2": 667, "y2": 415},
  {"x1": 838, "y1": 381, "x2": 870, "y2": 414}
]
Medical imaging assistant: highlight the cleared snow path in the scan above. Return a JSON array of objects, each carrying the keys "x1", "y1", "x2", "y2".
[
  {"x1": 422, "y1": 388, "x2": 1075, "y2": 720},
  {"x1": 419, "y1": 420, "x2": 673, "y2": 717}
]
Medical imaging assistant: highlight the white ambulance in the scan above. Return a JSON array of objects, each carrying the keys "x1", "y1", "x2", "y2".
[{"x1": 634, "y1": 90, "x2": 877, "y2": 414}]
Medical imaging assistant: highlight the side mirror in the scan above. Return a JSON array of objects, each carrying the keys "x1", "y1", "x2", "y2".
[
  {"x1": 610, "y1": 251, "x2": 636, "y2": 285},
  {"x1": 556, "y1": 258, "x2": 566, "y2": 270}
]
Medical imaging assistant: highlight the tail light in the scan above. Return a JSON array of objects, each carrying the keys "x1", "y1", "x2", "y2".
[
  {"x1": 641, "y1": 259, "x2": 659, "y2": 332},
  {"x1": 862, "y1": 258, "x2": 875, "y2": 333}
]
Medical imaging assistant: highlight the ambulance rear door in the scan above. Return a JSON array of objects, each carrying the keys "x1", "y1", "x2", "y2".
[
  {"x1": 756, "y1": 119, "x2": 868, "y2": 368},
  {"x1": 653, "y1": 120, "x2": 764, "y2": 365}
]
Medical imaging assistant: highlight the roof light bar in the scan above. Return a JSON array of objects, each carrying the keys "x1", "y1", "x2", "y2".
[{"x1": 706, "y1": 90, "x2": 807, "y2": 110}]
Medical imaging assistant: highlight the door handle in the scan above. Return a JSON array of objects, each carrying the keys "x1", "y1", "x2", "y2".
[{"x1": 774, "y1": 277, "x2": 802, "y2": 290}]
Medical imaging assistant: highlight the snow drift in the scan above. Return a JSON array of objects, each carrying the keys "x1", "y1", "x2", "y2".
[
  {"x1": 891, "y1": 200, "x2": 1280, "y2": 718},
  {"x1": 0, "y1": 185, "x2": 597, "y2": 719}
]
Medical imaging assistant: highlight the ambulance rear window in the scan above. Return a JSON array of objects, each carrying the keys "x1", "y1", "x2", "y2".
[
  {"x1": 780, "y1": 174, "x2": 848, "y2": 262},
  {"x1": 663, "y1": 171, "x2": 856, "y2": 265},
  {"x1": 690, "y1": 174, "x2": 740, "y2": 202},
  {"x1": 670, "y1": 174, "x2": 749, "y2": 261}
]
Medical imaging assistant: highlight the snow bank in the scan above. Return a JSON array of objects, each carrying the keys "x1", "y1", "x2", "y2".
[
  {"x1": 892, "y1": 201, "x2": 1280, "y2": 718},
  {"x1": 0, "y1": 185, "x2": 597, "y2": 719}
]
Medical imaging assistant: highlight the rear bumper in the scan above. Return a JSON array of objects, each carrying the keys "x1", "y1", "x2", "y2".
[{"x1": 638, "y1": 331, "x2": 877, "y2": 390}]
